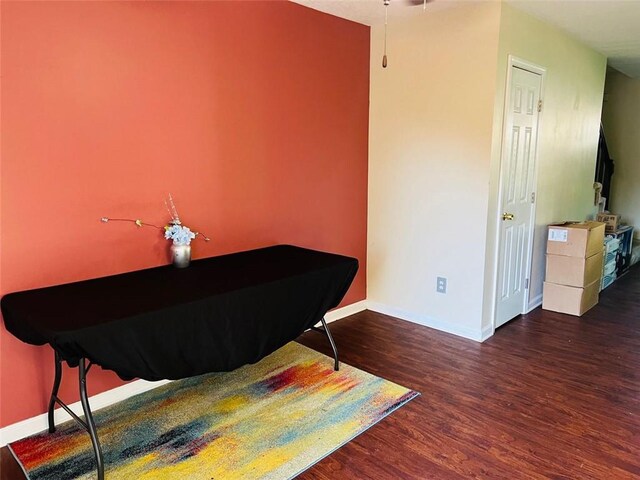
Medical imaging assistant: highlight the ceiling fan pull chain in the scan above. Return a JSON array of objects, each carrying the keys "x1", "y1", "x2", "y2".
[{"x1": 383, "y1": 0, "x2": 389, "y2": 68}]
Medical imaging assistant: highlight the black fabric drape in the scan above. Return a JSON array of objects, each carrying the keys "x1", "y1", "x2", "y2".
[{"x1": 1, "y1": 245, "x2": 358, "y2": 381}]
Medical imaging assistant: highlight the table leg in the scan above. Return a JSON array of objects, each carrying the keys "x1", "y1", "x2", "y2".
[
  {"x1": 319, "y1": 317, "x2": 340, "y2": 371},
  {"x1": 79, "y1": 358, "x2": 105, "y2": 480},
  {"x1": 48, "y1": 351, "x2": 62, "y2": 433}
]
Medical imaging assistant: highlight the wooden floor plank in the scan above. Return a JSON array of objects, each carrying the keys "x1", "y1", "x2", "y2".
[{"x1": 2, "y1": 266, "x2": 639, "y2": 479}]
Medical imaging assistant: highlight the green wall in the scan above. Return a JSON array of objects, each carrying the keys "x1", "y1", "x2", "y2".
[
  {"x1": 602, "y1": 69, "x2": 640, "y2": 238},
  {"x1": 483, "y1": 3, "x2": 607, "y2": 330}
]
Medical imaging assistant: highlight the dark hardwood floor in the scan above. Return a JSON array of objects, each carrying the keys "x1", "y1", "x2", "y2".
[{"x1": 3, "y1": 267, "x2": 639, "y2": 479}]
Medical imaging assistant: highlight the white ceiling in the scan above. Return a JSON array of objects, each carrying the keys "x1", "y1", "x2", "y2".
[
  {"x1": 508, "y1": 0, "x2": 640, "y2": 78},
  {"x1": 291, "y1": 0, "x2": 460, "y2": 26},
  {"x1": 291, "y1": 0, "x2": 640, "y2": 78}
]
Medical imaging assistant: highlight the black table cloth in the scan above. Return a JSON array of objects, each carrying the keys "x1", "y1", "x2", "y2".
[{"x1": 1, "y1": 245, "x2": 358, "y2": 381}]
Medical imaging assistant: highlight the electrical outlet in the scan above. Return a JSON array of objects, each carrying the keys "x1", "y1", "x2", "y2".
[{"x1": 437, "y1": 277, "x2": 447, "y2": 294}]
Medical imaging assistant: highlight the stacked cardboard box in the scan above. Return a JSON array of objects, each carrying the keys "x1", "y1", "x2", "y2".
[
  {"x1": 596, "y1": 212, "x2": 621, "y2": 234},
  {"x1": 543, "y1": 221, "x2": 606, "y2": 316}
]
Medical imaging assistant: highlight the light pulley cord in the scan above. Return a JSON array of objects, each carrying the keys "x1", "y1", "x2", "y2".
[{"x1": 383, "y1": 0, "x2": 389, "y2": 68}]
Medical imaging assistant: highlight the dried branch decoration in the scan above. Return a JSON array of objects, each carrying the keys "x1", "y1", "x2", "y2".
[
  {"x1": 101, "y1": 195, "x2": 211, "y2": 243},
  {"x1": 165, "y1": 193, "x2": 181, "y2": 225}
]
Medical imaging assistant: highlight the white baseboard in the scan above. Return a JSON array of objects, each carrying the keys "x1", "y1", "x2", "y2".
[
  {"x1": 0, "y1": 300, "x2": 368, "y2": 447},
  {"x1": 479, "y1": 324, "x2": 494, "y2": 342},
  {"x1": 367, "y1": 301, "x2": 489, "y2": 342},
  {"x1": 0, "y1": 379, "x2": 171, "y2": 447},
  {"x1": 527, "y1": 294, "x2": 543, "y2": 313},
  {"x1": 0, "y1": 298, "x2": 490, "y2": 446},
  {"x1": 1, "y1": 298, "x2": 492, "y2": 445},
  {"x1": 324, "y1": 300, "x2": 367, "y2": 323}
]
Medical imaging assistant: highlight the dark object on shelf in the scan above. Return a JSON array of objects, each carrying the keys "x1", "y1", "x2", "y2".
[
  {"x1": 1, "y1": 245, "x2": 358, "y2": 480},
  {"x1": 595, "y1": 123, "x2": 614, "y2": 202},
  {"x1": 608, "y1": 226, "x2": 634, "y2": 276}
]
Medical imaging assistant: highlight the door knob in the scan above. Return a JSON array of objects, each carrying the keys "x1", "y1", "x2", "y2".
[{"x1": 502, "y1": 213, "x2": 515, "y2": 221}]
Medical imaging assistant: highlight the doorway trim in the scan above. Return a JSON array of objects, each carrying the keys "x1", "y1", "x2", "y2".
[{"x1": 492, "y1": 55, "x2": 546, "y2": 331}]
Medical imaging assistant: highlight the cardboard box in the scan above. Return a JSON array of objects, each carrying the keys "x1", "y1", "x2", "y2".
[
  {"x1": 545, "y1": 251, "x2": 604, "y2": 287},
  {"x1": 542, "y1": 280, "x2": 599, "y2": 316},
  {"x1": 596, "y1": 213, "x2": 621, "y2": 233},
  {"x1": 546, "y1": 222, "x2": 606, "y2": 258}
]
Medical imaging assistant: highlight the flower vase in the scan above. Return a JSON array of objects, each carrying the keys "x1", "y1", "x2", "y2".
[{"x1": 171, "y1": 244, "x2": 191, "y2": 268}]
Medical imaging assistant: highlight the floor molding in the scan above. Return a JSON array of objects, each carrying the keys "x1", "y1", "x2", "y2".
[
  {"x1": 0, "y1": 378, "x2": 172, "y2": 447},
  {"x1": 367, "y1": 301, "x2": 487, "y2": 342},
  {"x1": 526, "y1": 294, "x2": 543, "y2": 313},
  {"x1": 1, "y1": 298, "x2": 485, "y2": 445},
  {"x1": 325, "y1": 300, "x2": 367, "y2": 323},
  {"x1": 0, "y1": 300, "x2": 368, "y2": 446},
  {"x1": 480, "y1": 324, "x2": 494, "y2": 342}
]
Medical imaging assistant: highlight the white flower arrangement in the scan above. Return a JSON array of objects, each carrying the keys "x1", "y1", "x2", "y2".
[{"x1": 164, "y1": 223, "x2": 196, "y2": 246}]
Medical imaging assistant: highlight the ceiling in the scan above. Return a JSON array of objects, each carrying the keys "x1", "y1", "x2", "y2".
[
  {"x1": 291, "y1": 0, "x2": 459, "y2": 26},
  {"x1": 291, "y1": 0, "x2": 640, "y2": 78}
]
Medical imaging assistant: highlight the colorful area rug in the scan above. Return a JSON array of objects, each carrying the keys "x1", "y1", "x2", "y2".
[{"x1": 10, "y1": 342, "x2": 419, "y2": 479}]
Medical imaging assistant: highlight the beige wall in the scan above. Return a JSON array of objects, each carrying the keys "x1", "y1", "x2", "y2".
[
  {"x1": 602, "y1": 69, "x2": 640, "y2": 237},
  {"x1": 368, "y1": 1, "x2": 606, "y2": 340},
  {"x1": 368, "y1": 2, "x2": 501, "y2": 340},
  {"x1": 482, "y1": 4, "x2": 606, "y2": 331}
]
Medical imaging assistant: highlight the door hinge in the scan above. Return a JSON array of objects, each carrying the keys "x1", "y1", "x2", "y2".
[
  {"x1": 525, "y1": 278, "x2": 529, "y2": 289},
  {"x1": 531, "y1": 192, "x2": 536, "y2": 204},
  {"x1": 537, "y1": 100, "x2": 543, "y2": 113}
]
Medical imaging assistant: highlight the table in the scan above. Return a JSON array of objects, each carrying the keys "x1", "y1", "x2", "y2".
[{"x1": 1, "y1": 245, "x2": 358, "y2": 479}]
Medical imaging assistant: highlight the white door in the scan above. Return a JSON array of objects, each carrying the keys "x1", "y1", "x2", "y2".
[{"x1": 495, "y1": 65, "x2": 542, "y2": 328}]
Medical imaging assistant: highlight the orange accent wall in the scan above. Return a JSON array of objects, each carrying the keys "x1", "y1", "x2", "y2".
[{"x1": 0, "y1": 1, "x2": 369, "y2": 427}]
